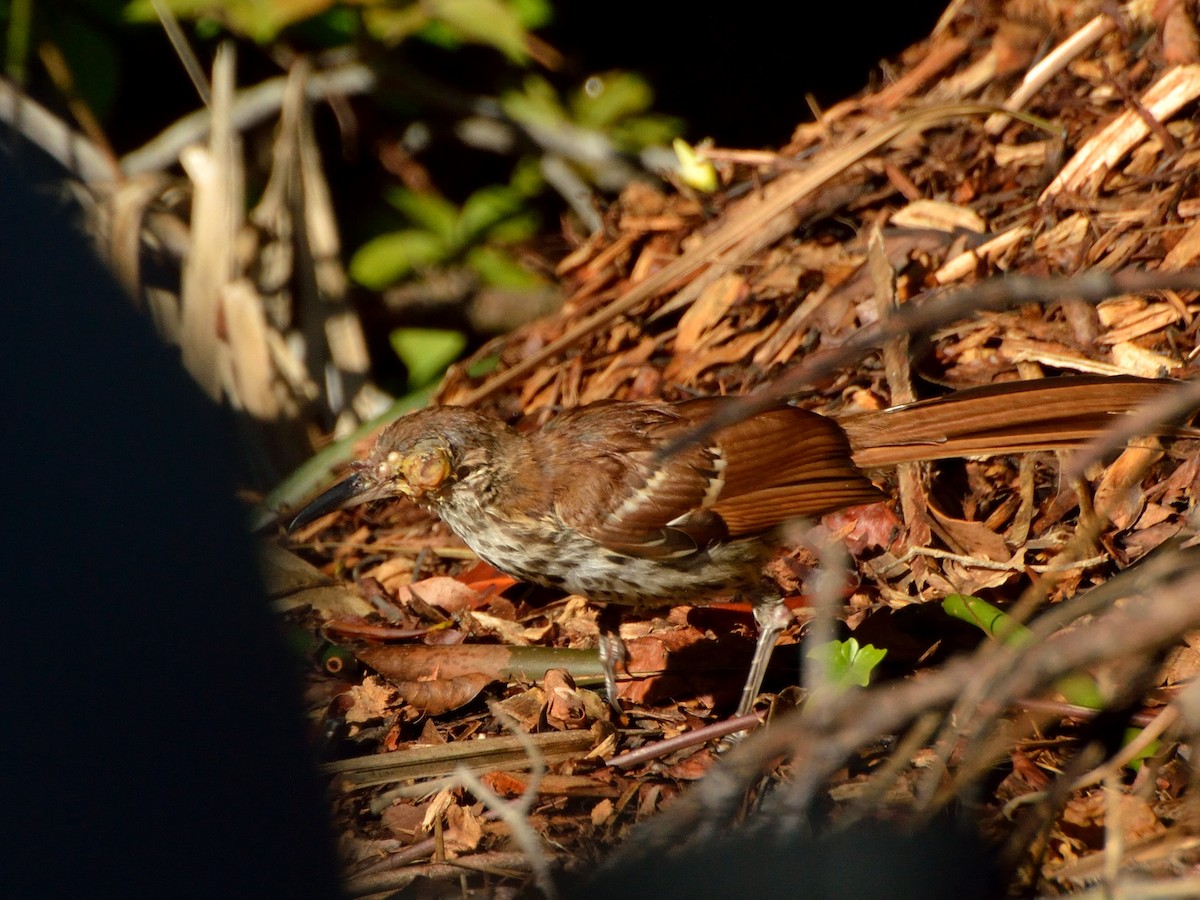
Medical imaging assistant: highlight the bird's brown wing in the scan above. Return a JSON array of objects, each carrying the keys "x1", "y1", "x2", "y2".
[
  {"x1": 694, "y1": 401, "x2": 884, "y2": 536},
  {"x1": 541, "y1": 399, "x2": 882, "y2": 558}
]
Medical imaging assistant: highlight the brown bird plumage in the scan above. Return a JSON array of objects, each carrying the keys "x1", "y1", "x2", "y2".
[{"x1": 292, "y1": 376, "x2": 1186, "y2": 717}]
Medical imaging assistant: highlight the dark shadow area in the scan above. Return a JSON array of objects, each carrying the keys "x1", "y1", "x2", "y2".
[
  {"x1": 546, "y1": 1, "x2": 948, "y2": 147},
  {"x1": 573, "y1": 817, "x2": 1002, "y2": 900},
  {"x1": 0, "y1": 131, "x2": 340, "y2": 897}
]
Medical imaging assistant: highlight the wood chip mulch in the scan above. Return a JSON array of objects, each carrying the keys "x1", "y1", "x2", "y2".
[{"x1": 287, "y1": 2, "x2": 1200, "y2": 895}]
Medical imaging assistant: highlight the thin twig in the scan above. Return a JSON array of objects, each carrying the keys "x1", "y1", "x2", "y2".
[
  {"x1": 664, "y1": 268, "x2": 1200, "y2": 457},
  {"x1": 453, "y1": 703, "x2": 557, "y2": 899}
]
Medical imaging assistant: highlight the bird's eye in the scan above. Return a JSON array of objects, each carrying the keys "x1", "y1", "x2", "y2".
[{"x1": 402, "y1": 447, "x2": 451, "y2": 492}]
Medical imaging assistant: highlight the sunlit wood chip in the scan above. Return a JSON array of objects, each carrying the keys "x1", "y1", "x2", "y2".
[
  {"x1": 933, "y1": 226, "x2": 1028, "y2": 284},
  {"x1": 1041, "y1": 63, "x2": 1200, "y2": 200},
  {"x1": 1109, "y1": 341, "x2": 1180, "y2": 377},
  {"x1": 890, "y1": 199, "x2": 986, "y2": 233}
]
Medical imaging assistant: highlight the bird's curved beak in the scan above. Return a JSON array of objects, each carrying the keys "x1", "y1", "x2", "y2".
[{"x1": 288, "y1": 472, "x2": 378, "y2": 533}]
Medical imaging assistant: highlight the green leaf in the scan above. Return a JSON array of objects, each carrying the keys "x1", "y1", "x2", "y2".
[
  {"x1": 130, "y1": 0, "x2": 337, "y2": 42},
  {"x1": 485, "y1": 210, "x2": 539, "y2": 244},
  {"x1": 385, "y1": 189, "x2": 461, "y2": 246},
  {"x1": 6, "y1": 0, "x2": 34, "y2": 82},
  {"x1": 363, "y1": 4, "x2": 430, "y2": 44},
  {"x1": 501, "y1": 74, "x2": 567, "y2": 127},
  {"x1": 807, "y1": 638, "x2": 887, "y2": 690},
  {"x1": 611, "y1": 113, "x2": 684, "y2": 152},
  {"x1": 1123, "y1": 726, "x2": 1159, "y2": 772},
  {"x1": 425, "y1": 0, "x2": 529, "y2": 63},
  {"x1": 349, "y1": 229, "x2": 447, "y2": 289},
  {"x1": 509, "y1": 0, "x2": 551, "y2": 27},
  {"x1": 509, "y1": 155, "x2": 546, "y2": 196},
  {"x1": 467, "y1": 353, "x2": 500, "y2": 378},
  {"x1": 389, "y1": 327, "x2": 468, "y2": 390},
  {"x1": 570, "y1": 71, "x2": 653, "y2": 129},
  {"x1": 291, "y1": 7, "x2": 360, "y2": 46},
  {"x1": 466, "y1": 245, "x2": 542, "y2": 288},
  {"x1": 123, "y1": 0, "x2": 208, "y2": 25},
  {"x1": 459, "y1": 184, "x2": 525, "y2": 243}
]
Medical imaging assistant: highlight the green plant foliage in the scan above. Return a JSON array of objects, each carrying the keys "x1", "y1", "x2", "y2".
[
  {"x1": 942, "y1": 593, "x2": 1105, "y2": 710},
  {"x1": 807, "y1": 638, "x2": 887, "y2": 690},
  {"x1": 502, "y1": 71, "x2": 682, "y2": 155},
  {"x1": 386, "y1": 189, "x2": 461, "y2": 245},
  {"x1": 466, "y1": 246, "x2": 540, "y2": 288},
  {"x1": 423, "y1": 0, "x2": 529, "y2": 62},
  {"x1": 466, "y1": 353, "x2": 500, "y2": 378},
  {"x1": 350, "y1": 229, "x2": 447, "y2": 290},
  {"x1": 509, "y1": 155, "x2": 546, "y2": 195},
  {"x1": 569, "y1": 71, "x2": 652, "y2": 129},
  {"x1": 501, "y1": 73, "x2": 568, "y2": 127},
  {"x1": 351, "y1": 181, "x2": 542, "y2": 291},
  {"x1": 126, "y1": 0, "x2": 537, "y2": 55},
  {"x1": 1123, "y1": 726, "x2": 1159, "y2": 772},
  {"x1": 360, "y1": 3, "x2": 431, "y2": 46},
  {"x1": 943, "y1": 597, "x2": 1160, "y2": 774},
  {"x1": 389, "y1": 327, "x2": 468, "y2": 390},
  {"x1": 459, "y1": 184, "x2": 527, "y2": 243},
  {"x1": 0, "y1": 1, "x2": 124, "y2": 115},
  {"x1": 506, "y1": 0, "x2": 551, "y2": 28},
  {"x1": 124, "y1": 0, "x2": 330, "y2": 43},
  {"x1": 610, "y1": 113, "x2": 684, "y2": 154}
]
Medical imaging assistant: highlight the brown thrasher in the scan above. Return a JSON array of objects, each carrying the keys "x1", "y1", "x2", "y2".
[{"x1": 291, "y1": 376, "x2": 1183, "y2": 716}]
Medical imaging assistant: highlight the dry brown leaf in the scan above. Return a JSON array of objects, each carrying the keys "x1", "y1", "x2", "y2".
[
  {"x1": 344, "y1": 675, "x2": 403, "y2": 725},
  {"x1": 403, "y1": 575, "x2": 486, "y2": 613},
  {"x1": 544, "y1": 668, "x2": 596, "y2": 731},
  {"x1": 929, "y1": 506, "x2": 1011, "y2": 562},
  {"x1": 464, "y1": 610, "x2": 529, "y2": 645},
  {"x1": 1160, "y1": 643, "x2": 1200, "y2": 686},
  {"x1": 663, "y1": 328, "x2": 767, "y2": 383},
  {"x1": 479, "y1": 771, "x2": 530, "y2": 799},
  {"x1": 824, "y1": 502, "x2": 904, "y2": 555},
  {"x1": 1094, "y1": 444, "x2": 1162, "y2": 531},
  {"x1": 358, "y1": 644, "x2": 516, "y2": 682},
  {"x1": 1161, "y1": 215, "x2": 1200, "y2": 269},
  {"x1": 590, "y1": 798, "x2": 614, "y2": 827},
  {"x1": 389, "y1": 672, "x2": 494, "y2": 716},
  {"x1": 366, "y1": 555, "x2": 419, "y2": 594},
  {"x1": 660, "y1": 748, "x2": 719, "y2": 781},
  {"x1": 1060, "y1": 791, "x2": 1166, "y2": 846},
  {"x1": 260, "y1": 543, "x2": 375, "y2": 617},
  {"x1": 674, "y1": 273, "x2": 748, "y2": 352},
  {"x1": 1157, "y1": 0, "x2": 1200, "y2": 65},
  {"x1": 381, "y1": 801, "x2": 429, "y2": 842}
]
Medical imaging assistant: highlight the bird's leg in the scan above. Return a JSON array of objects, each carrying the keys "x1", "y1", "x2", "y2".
[
  {"x1": 736, "y1": 593, "x2": 790, "y2": 717},
  {"x1": 597, "y1": 605, "x2": 629, "y2": 712}
]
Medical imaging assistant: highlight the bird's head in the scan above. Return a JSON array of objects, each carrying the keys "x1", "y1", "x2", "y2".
[{"x1": 288, "y1": 406, "x2": 508, "y2": 531}]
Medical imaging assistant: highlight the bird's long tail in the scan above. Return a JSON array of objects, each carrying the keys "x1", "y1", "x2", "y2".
[{"x1": 838, "y1": 375, "x2": 1196, "y2": 468}]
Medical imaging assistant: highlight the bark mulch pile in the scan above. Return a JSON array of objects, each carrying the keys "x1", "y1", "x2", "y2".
[{"x1": 284, "y1": 1, "x2": 1200, "y2": 894}]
